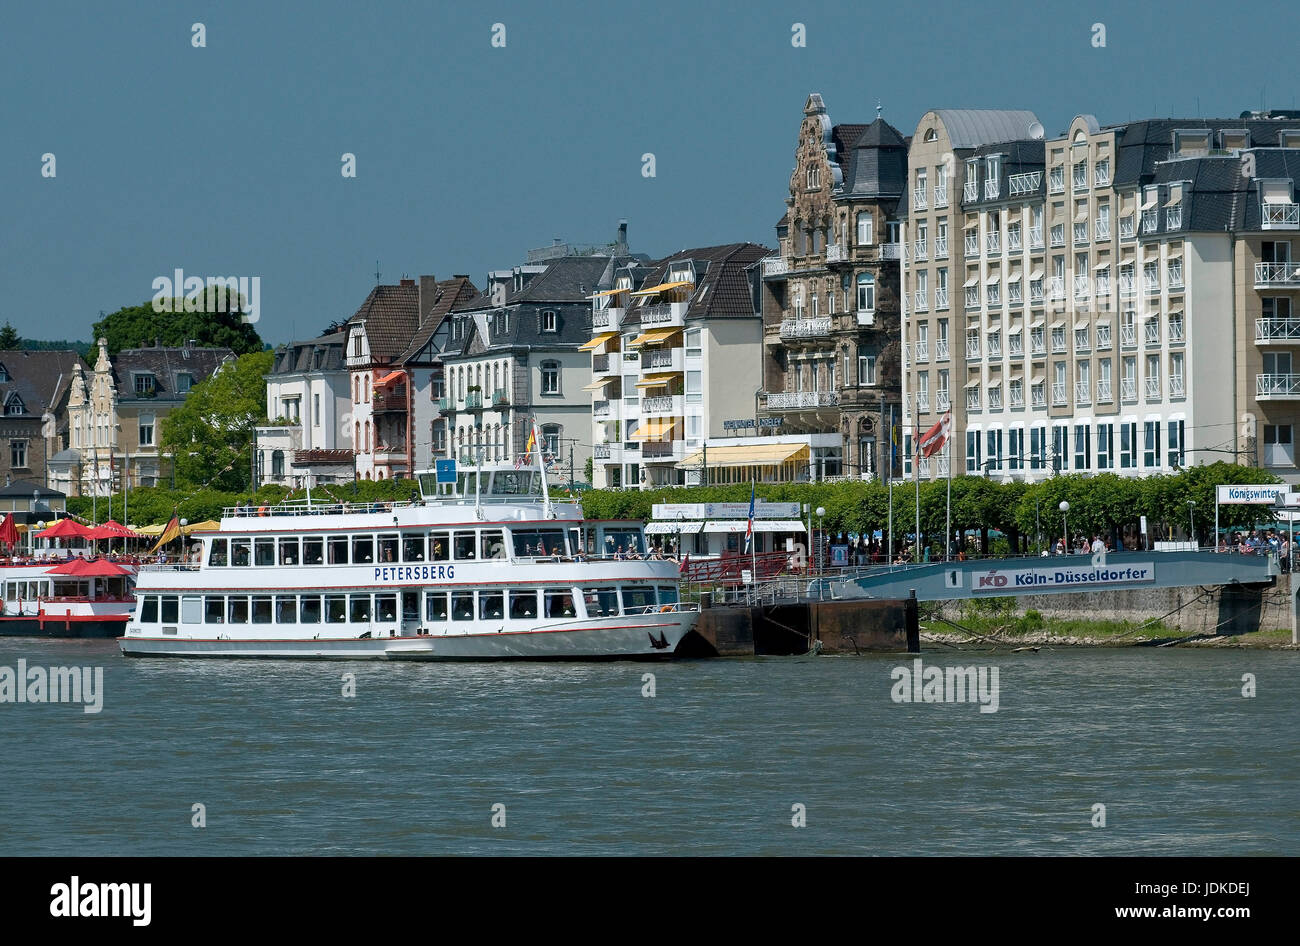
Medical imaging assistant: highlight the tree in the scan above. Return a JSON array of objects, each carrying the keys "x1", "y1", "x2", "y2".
[
  {"x1": 0, "y1": 322, "x2": 20, "y2": 349},
  {"x1": 92, "y1": 300, "x2": 262, "y2": 357},
  {"x1": 160, "y1": 351, "x2": 274, "y2": 491}
]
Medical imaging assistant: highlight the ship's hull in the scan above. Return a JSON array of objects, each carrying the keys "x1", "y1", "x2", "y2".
[
  {"x1": 0, "y1": 615, "x2": 129, "y2": 639},
  {"x1": 118, "y1": 613, "x2": 696, "y2": 660}
]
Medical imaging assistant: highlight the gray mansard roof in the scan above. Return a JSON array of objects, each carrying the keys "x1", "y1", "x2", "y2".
[{"x1": 931, "y1": 109, "x2": 1041, "y2": 151}]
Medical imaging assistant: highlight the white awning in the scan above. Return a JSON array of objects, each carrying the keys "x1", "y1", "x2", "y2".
[
  {"x1": 986, "y1": 272, "x2": 1000, "y2": 285},
  {"x1": 647, "y1": 520, "x2": 704, "y2": 535},
  {"x1": 1009, "y1": 374, "x2": 1023, "y2": 384},
  {"x1": 1006, "y1": 271, "x2": 1022, "y2": 282},
  {"x1": 1140, "y1": 196, "x2": 1157, "y2": 210},
  {"x1": 1095, "y1": 318, "x2": 1111, "y2": 328},
  {"x1": 964, "y1": 378, "x2": 981, "y2": 389},
  {"x1": 963, "y1": 276, "x2": 979, "y2": 288},
  {"x1": 1029, "y1": 268, "x2": 1044, "y2": 281},
  {"x1": 1167, "y1": 245, "x2": 1183, "y2": 259},
  {"x1": 1030, "y1": 317, "x2": 1045, "y2": 329},
  {"x1": 965, "y1": 219, "x2": 978, "y2": 229},
  {"x1": 755, "y1": 520, "x2": 807, "y2": 533},
  {"x1": 1031, "y1": 374, "x2": 1045, "y2": 385},
  {"x1": 1007, "y1": 324, "x2": 1023, "y2": 334},
  {"x1": 1074, "y1": 206, "x2": 1088, "y2": 222},
  {"x1": 1094, "y1": 260, "x2": 1111, "y2": 271},
  {"x1": 1051, "y1": 319, "x2": 1065, "y2": 329},
  {"x1": 1075, "y1": 319, "x2": 1090, "y2": 330}
]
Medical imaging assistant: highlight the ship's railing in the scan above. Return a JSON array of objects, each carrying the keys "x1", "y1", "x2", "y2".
[
  {"x1": 223, "y1": 499, "x2": 421, "y2": 518},
  {"x1": 38, "y1": 594, "x2": 136, "y2": 603},
  {"x1": 623, "y1": 601, "x2": 700, "y2": 615},
  {"x1": 137, "y1": 564, "x2": 202, "y2": 572}
]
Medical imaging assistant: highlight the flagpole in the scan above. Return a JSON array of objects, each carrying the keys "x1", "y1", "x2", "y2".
[
  {"x1": 913, "y1": 419, "x2": 920, "y2": 564},
  {"x1": 945, "y1": 424, "x2": 952, "y2": 562},
  {"x1": 887, "y1": 404, "x2": 894, "y2": 563}
]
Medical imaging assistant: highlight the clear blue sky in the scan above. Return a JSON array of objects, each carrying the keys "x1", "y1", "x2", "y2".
[{"x1": 1, "y1": 0, "x2": 1295, "y2": 345}]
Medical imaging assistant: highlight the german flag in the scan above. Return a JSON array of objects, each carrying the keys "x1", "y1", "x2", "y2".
[{"x1": 149, "y1": 515, "x2": 181, "y2": 554}]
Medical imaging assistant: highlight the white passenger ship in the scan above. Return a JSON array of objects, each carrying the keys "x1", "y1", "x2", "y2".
[{"x1": 119, "y1": 461, "x2": 699, "y2": 660}]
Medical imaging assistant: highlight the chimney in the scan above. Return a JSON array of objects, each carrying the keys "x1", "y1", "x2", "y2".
[
  {"x1": 616, "y1": 219, "x2": 628, "y2": 253},
  {"x1": 400, "y1": 278, "x2": 416, "y2": 287},
  {"x1": 418, "y1": 275, "x2": 439, "y2": 328}
]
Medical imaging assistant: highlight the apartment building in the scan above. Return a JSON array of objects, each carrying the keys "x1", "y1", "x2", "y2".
[
  {"x1": 256, "y1": 332, "x2": 354, "y2": 487},
  {"x1": 903, "y1": 109, "x2": 1300, "y2": 482},
  {"x1": 757, "y1": 94, "x2": 907, "y2": 481},
  {"x1": 0, "y1": 350, "x2": 85, "y2": 492},
  {"x1": 586, "y1": 243, "x2": 769, "y2": 489}
]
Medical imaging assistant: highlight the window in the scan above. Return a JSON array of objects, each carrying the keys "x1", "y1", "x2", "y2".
[
  {"x1": 1167, "y1": 419, "x2": 1185, "y2": 467},
  {"x1": 271, "y1": 450, "x2": 284, "y2": 478},
  {"x1": 1144, "y1": 420, "x2": 1162, "y2": 468},
  {"x1": 1264, "y1": 424, "x2": 1295, "y2": 467},
  {"x1": 1030, "y1": 426, "x2": 1045, "y2": 470},
  {"x1": 965, "y1": 430, "x2": 982, "y2": 474},
  {"x1": 1096, "y1": 423, "x2": 1114, "y2": 469},
  {"x1": 856, "y1": 212, "x2": 872, "y2": 245},
  {"x1": 139, "y1": 415, "x2": 155, "y2": 447},
  {"x1": 542, "y1": 424, "x2": 560, "y2": 456},
  {"x1": 4, "y1": 396, "x2": 23, "y2": 416},
  {"x1": 541, "y1": 310, "x2": 558, "y2": 332},
  {"x1": 176, "y1": 373, "x2": 193, "y2": 393},
  {"x1": 134, "y1": 374, "x2": 155, "y2": 395},
  {"x1": 985, "y1": 429, "x2": 1003, "y2": 471},
  {"x1": 856, "y1": 273, "x2": 876, "y2": 313},
  {"x1": 1120, "y1": 422, "x2": 1137, "y2": 469},
  {"x1": 1052, "y1": 425, "x2": 1069, "y2": 472},
  {"x1": 685, "y1": 329, "x2": 702, "y2": 358},
  {"x1": 540, "y1": 361, "x2": 560, "y2": 395},
  {"x1": 9, "y1": 439, "x2": 27, "y2": 469},
  {"x1": 1073, "y1": 424, "x2": 1092, "y2": 471},
  {"x1": 1007, "y1": 428, "x2": 1024, "y2": 471},
  {"x1": 686, "y1": 370, "x2": 702, "y2": 403},
  {"x1": 313, "y1": 393, "x2": 321, "y2": 426}
]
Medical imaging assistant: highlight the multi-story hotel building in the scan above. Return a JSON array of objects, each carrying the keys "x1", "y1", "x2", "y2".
[
  {"x1": 902, "y1": 109, "x2": 1300, "y2": 483},
  {"x1": 757, "y1": 94, "x2": 907, "y2": 481}
]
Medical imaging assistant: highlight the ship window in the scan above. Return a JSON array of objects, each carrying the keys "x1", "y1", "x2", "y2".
[
  {"x1": 300, "y1": 596, "x2": 322, "y2": 623},
  {"x1": 303, "y1": 537, "x2": 324, "y2": 565},
  {"x1": 582, "y1": 587, "x2": 619, "y2": 617},
  {"x1": 160, "y1": 596, "x2": 179, "y2": 623},
  {"x1": 231, "y1": 539, "x2": 251, "y2": 566},
  {"x1": 349, "y1": 594, "x2": 371, "y2": 622},
  {"x1": 252, "y1": 596, "x2": 273, "y2": 623},
  {"x1": 328, "y1": 536, "x2": 349, "y2": 564},
  {"x1": 208, "y1": 538, "x2": 228, "y2": 567},
  {"x1": 480, "y1": 529, "x2": 506, "y2": 560},
  {"x1": 352, "y1": 536, "x2": 374, "y2": 564},
  {"x1": 254, "y1": 538, "x2": 275, "y2": 567},
  {"x1": 429, "y1": 532, "x2": 450, "y2": 561},
  {"x1": 376, "y1": 533, "x2": 399, "y2": 563},
  {"x1": 204, "y1": 596, "x2": 224, "y2": 623},
  {"x1": 621, "y1": 586, "x2": 657, "y2": 614},
  {"x1": 601, "y1": 528, "x2": 645, "y2": 556},
  {"x1": 402, "y1": 535, "x2": 426, "y2": 562},
  {"x1": 140, "y1": 596, "x2": 158, "y2": 622},
  {"x1": 228, "y1": 596, "x2": 249, "y2": 623},
  {"x1": 508, "y1": 590, "x2": 536, "y2": 619},
  {"x1": 278, "y1": 537, "x2": 299, "y2": 566},
  {"x1": 453, "y1": 531, "x2": 477, "y2": 560},
  {"x1": 451, "y1": 592, "x2": 475, "y2": 621},
  {"x1": 544, "y1": 590, "x2": 576, "y2": 618},
  {"x1": 182, "y1": 596, "x2": 201, "y2": 624},
  {"x1": 325, "y1": 595, "x2": 347, "y2": 623},
  {"x1": 657, "y1": 585, "x2": 678, "y2": 605},
  {"x1": 276, "y1": 595, "x2": 297, "y2": 623},
  {"x1": 512, "y1": 528, "x2": 566, "y2": 558},
  {"x1": 425, "y1": 592, "x2": 449, "y2": 621},
  {"x1": 375, "y1": 594, "x2": 397, "y2": 622},
  {"x1": 479, "y1": 591, "x2": 504, "y2": 620}
]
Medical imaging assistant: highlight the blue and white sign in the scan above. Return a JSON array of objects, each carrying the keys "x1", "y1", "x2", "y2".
[
  {"x1": 970, "y1": 562, "x2": 1155, "y2": 592},
  {"x1": 1215, "y1": 484, "x2": 1287, "y2": 505},
  {"x1": 435, "y1": 459, "x2": 458, "y2": 484}
]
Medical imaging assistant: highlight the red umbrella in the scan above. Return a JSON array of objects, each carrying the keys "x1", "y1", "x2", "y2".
[
  {"x1": 0, "y1": 513, "x2": 17, "y2": 548},
  {"x1": 38, "y1": 518, "x2": 93, "y2": 539},
  {"x1": 86, "y1": 520, "x2": 144, "y2": 540},
  {"x1": 47, "y1": 557, "x2": 133, "y2": 577}
]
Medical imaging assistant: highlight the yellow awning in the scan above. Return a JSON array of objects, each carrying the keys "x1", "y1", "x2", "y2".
[
  {"x1": 679, "y1": 443, "x2": 811, "y2": 469},
  {"x1": 634, "y1": 373, "x2": 680, "y2": 389},
  {"x1": 579, "y1": 332, "x2": 618, "y2": 351},
  {"x1": 630, "y1": 279, "x2": 693, "y2": 296},
  {"x1": 630, "y1": 419, "x2": 678, "y2": 443},
  {"x1": 582, "y1": 376, "x2": 617, "y2": 391},
  {"x1": 588, "y1": 288, "x2": 626, "y2": 299},
  {"x1": 628, "y1": 327, "x2": 682, "y2": 347}
]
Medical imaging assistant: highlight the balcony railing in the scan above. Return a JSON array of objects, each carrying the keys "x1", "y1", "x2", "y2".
[
  {"x1": 965, "y1": 233, "x2": 979, "y2": 256},
  {"x1": 1031, "y1": 385, "x2": 1046, "y2": 408},
  {"x1": 1050, "y1": 225, "x2": 1065, "y2": 247},
  {"x1": 780, "y1": 317, "x2": 833, "y2": 339},
  {"x1": 593, "y1": 399, "x2": 612, "y2": 417},
  {"x1": 1009, "y1": 283, "x2": 1023, "y2": 303},
  {"x1": 967, "y1": 389, "x2": 980, "y2": 410},
  {"x1": 641, "y1": 440, "x2": 680, "y2": 459},
  {"x1": 767, "y1": 391, "x2": 839, "y2": 410},
  {"x1": 1255, "y1": 318, "x2": 1300, "y2": 342},
  {"x1": 987, "y1": 335, "x2": 1002, "y2": 357},
  {"x1": 594, "y1": 444, "x2": 611, "y2": 460},
  {"x1": 1142, "y1": 210, "x2": 1159, "y2": 234},
  {"x1": 1052, "y1": 382, "x2": 1067, "y2": 406},
  {"x1": 1145, "y1": 275, "x2": 1161, "y2": 295},
  {"x1": 913, "y1": 186, "x2": 929, "y2": 210},
  {"x1": 915, "y1": 393, "x2": 930, "y2": 412},
  {"x1": 1008, "y1": 333, "x2": 1023, "y2": 355},
  {"x1": 935, "y1": 287, "x2": 950, "y2": 309},
  {"x1": 934, "y1": 236, "x2": 948, "y2": 258},
  {"x1": 1167, "y1": 264, "x2": 1184, "y2": 289},
  {"x1": 1119, "y1": 275, "x2": 1136, "y2": 296},
  {"x1": 1095, "y1": 218, "x2": 1111, "y2": 239},
  {"x1": 988, "y1": 387, "x2": 1002, "y2": 409},
  {"x1": 1094, "y1": 164, "x2": 1111, "y2": 187},
  {"x1": 1121, "y1": 325, "x2": 1136, "y2": 347},
  {"x1": 986, "y1": 232, "x2": 1001, "y2": 254},
  {"x1": 1009, "y1": 386, "x2": 1024, "y2": 408},
  {"x1": 1121, "y1": 378, "x2": 1137, "y2": 401},
  {"x1": 492, "y1": 389, "x2": 509, "y2": 408},
  {"x1": 1257, "y1": 373, "x2": 1300, "y2": 397},
  {"x1": 641, "y1": 395, "x2": 680, "y2": 414},
  {"x1": 1074, "y1": 330, "x2": 1091, "y2": 352},
  {"x1": 1167, "y1": 206, "x2": 1183, "y2": 230},
  {"x1": 1030, "y1": 281, "x2": 1043, "y2": 303},
  {"x1": 1049, "y1": 276, "x2": 1065, "y2": 301},
  {"x1": 1009, "y1": 171, "x2": 1042, "y2": 197},
  {"x1": 592, "y1": 353, "x2": 610, "y2": 373},
  {"x1": 1255, "y1": 261, "x2": 1300, "y2": 287},
  {"x1": 1030, "y1": 331, "x2": 1045, "y2": 355},
  {"x1": 642, "y1": 303, "x2": 684, "y2": 325},
  {"x1": 1145, "y1": 377, "x2": 1161, "y2": 399},
  {"x1": 963, "y1": 180, "x2": 978, "y2": 202},
  {"x1": 1169, "y1": 376, "x2": 1185, "y2": 398},
  {"x1": 1074, "y1": 274, "x2": 1091, "y2": 299},
  {"x1": 1145, "y1": 321, "x2": 1160, "y2": 345},
  {"x1": 935, "y1": 338, "x2": 950, "y2": 361},
  {"x1": 1073, "y1": 167, "x2": 1089, "y2": 190},
  {"x1": 937, "y1": 390, "x2": 951, "y2": 411},
  {"x1": 593, "y1": 307, "x2": 622, "y2": 330},
  {"x1": 914, "y1": 239, "x2": 928, "y2": 261},
  {"x1": 1096, "y1": 324, "x2": 1112, "y2": 348},
  {"x1": 1096, "y1": 379, "x2": 1112, "y2": 402},
  {"x1": 1029, "y1": 226, "x2": 1043, "y2": 249},
  {"x1": 1120, "y1": 217, "x2": 1135, "y2": 239},
  {"x1": 934, "y1": 184, "x2": 949, "y2": 208},
  {"x1": 984, "y1": 178, "x2": 1000, "y2": 200},
  {"x1": 965, "y1": 287, "x2": 979, "y2": 307},
  {"x1": 464, "y1": 391, "x2": 483, "y2": 410},
  {"x1": 1051, "y1": 329, "x2": 1066, "y2": 353},
  {"x1": 1168, "y1": 319, "x2": 1185, "y2": 343},
  {"x1": 1074, "y1": 222, "x2": 1089, "y2": 245},
  {"x1": 1074, "y1": 380, "x2": 1091, "y2": 405},
  {"x1": 1262, "y1": 203, "x2": 1300, "y2": 229},
  {"x1": 914, "y1": 341, "x2": 929, "y2": 362},
  {"x1": 880, "y1": 243, "x2": 902, "y2": 260},
  {"x1": 1096, "y1": 275, "x2": 1111, "y2": 298},
  {"x1": 966, "y1": 339, "x2": 981, "y2": 359},
  {"x1": 1049, "y1": 168, "x2": 1065, "y2": 194},
  {"x1": 644, "y1": 349, "x2": 679, "y2": 370},
  {"x1": 902, "y1": 343, "x2": 909, "y2": 368},
  {"x1": 826, "y1": 244, "x2": 845, "y2": 263},
  {"x1": 761, "y1": 256, "x2": 789, "y2": 277},
  {"x1": 1008, "y1": 229, "x2": 1022, "y2": 252}
]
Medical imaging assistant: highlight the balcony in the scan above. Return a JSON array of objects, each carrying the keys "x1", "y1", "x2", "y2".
[
  {"x1": 1008, "y1": 283, "x2": 1022, "y2": 304},
  {"x1": 1031, "y1": 385, "x2": 1046, "y2": 408},
  {"x1": 641, "y1": 395, "x2": 682, "y2": 415},
  {"x1": 1051, "y1": 330, "x2": 1066, "y2": 353},
  {"x1": 492, "y1": 389, "x2": 509, "y2": 408},
  {"x1": 780, "y1": 317, "x2": 833, "y2": 339},
  {"x1": 902, "y1": 343, "x2": 909, "y2": 368},
  {"x1": 1072, "y1": 380, "x2": 1090, "y2": 405},
  {"x1": 1073, "y1": 168, "x2": 1089, "y2": 190},
  {"x1": 1073, "y1": 222, "x2": 1089, "y2": 245},
  {"x1": 594, "y1": 444, "x2": 612, "y2": 460},
  {"x1": 987, "y1": 335, "x2": 1002, "y2": 357},
  {"x1": 1119, "y1": 276, "x2": 1136, "y2": 297},
  {"x1": 1142, "y1": 210, "x2": 1158, "y2": 234},
  {"x1": 1262, "y1": 203, "x2": 1300, "y2": 229},
  {"x1": 1074, "y1": 275, "x2": 1091, "y2": 299},
  {"x1": 913, "y1": 290, "x2": 929, "y2": 312},
  {"x1": 1009, "y1": 171, "x2": 1042, "y2": 197},
  {"x1": 1030, "y1": 281, "x2": 1043, "y2": 303},
  {"x1": 988, "y1": 387, "x2": 1002, "y2": 409},
  {"x1": 373, "y1": 445, "x2": 407, "y2": 464},
  {"x1": 965, "y1": 233, "x2": 979, "y2": 257},
  {"x1": 1009, "y1": 387, "x2": 1024, "y2": 408},
  {"x1": 1255, "y1": 261, "x2": 1300, "y2": 287},
  {"x1": 915, "y1": 393, "x2": 930, "y2": 412},
  {"x1": 914, "y1": 239, "x2": 928, "y2": 261},
  {"x1": 986, "y1": 232, "x2": 1001, "y2": 254},
  {"x1": 934, "y1": 287, "x2": 950, "y2": 309},
  {"x1": 464, "y1": 391, "x2": 483, "y2": 410},
  {"x1": 1255, "y1": 318, "x2": 1300, "y2": 342},
  {"x1": 1074, "y1": 330, "x2": 1090, "y2": 353},
  {"x1": 761, "y1": 256, "x2": 789, "y2": 278},
  {"x1": 1120, "y1": 217, "x2": 1135, "y2": 239},
  {"x1": 1121, "y1": 378, "x2": 1137, "y2": 401},
  {"x1": 936, "y1": 338, "x2": 950, "y2": 361},
  {"x1": 1167, "y1": 265, "x2": 1184, "y2": 290},
  {"x1": 913, "y1": 186, "x2": 929, "y2": 210},
  {"x1": 1169, "y1": 376, "x2": 1185, "y2": 398},
  {"x1": 1050, "y1": 225, "x2": 1065, "y2": 248},
  {"x1": 1096, "y1": 379, "x2": 1112, "y2": 402},
  {"x1": 934, "y1": 236, "x2": 948, "y2": 259},
  {"x1": 593, "y1": 353, "x2": 612, "y2": 374},
  {"x1": 966, "y1": 339, "x2": 981, "y2": 360},
  {"x1": 1258, "y1": 373, "x2": 1300, "y2": 398},
  {"x1": 1008, "y1": 229, "x2": 1023, "y2": 252},
  {"x1": 767, "y1": 391, "x2": 839, "y2": 410},
  {"x1": 371, "y1": 386, "x2": 407, "y2": 413},
  {"x1": 1049, "y1": 169, "x2": 1065, "y2": 194},
  {"x1": 984, "y1": 179, "x2": 1000, "y2": 200},
  {"x1": 963, "y1": 180, "x2": 979, "y2": 202},
  {"x1": 642, "y1": 440, "x2": 685, "y2": 460},
  {"x1": 1144, "y1": 321, "x2": 1160, "y2": 346},
  {"x1": 1052, "y1": 382, "x2": 1067, "y2": 405},
  {"x1": 880, "y1": 243, "x2": 902, "y2": 260},
  {"x1": 1009, "y1": 333, "x2": 1023, "y2": 356},
  {"x1": 934, "y1": 184, "x2": 949, "y2": 208},
  {"x1": 965, "y1": 287, "x2": 979, "y2": 307},
  {"x1": 826, "y1": 243, "x2": 845, "y2": 263},
  {"x1": 593, "y1": 306, "x2": 624, "y2": 331},
  {"x1": 966, "y1": 389, "x2": 980, "y2": 411},
  {"x1": 1029, "y1": 226, "x2": 1044, "y2": 249},
  {"x1": 593, "y1": 399, "x2": 613, "y2": 417},
  {"x1": 1168, "y1": 319, "x2": 1185, "y2": 344},
  {"x1": 1095, "y1": 165, "x2": 1111, "y2": 187},
  {"x1": 1096, "y1": 324, "x2": 1112, "y2": 348},
  {"x1": 1167, "y1": 206, "x2": 1183, "y2": 230},
  {"x1": 1145, "y1": 377, "x2": 1161, "y2": 399},
  {"x1": 1095, "y1": 218, "x2": 1111, "y2": 240},
  {"x1": 1121, "y1": 325, "x2": 1136, "y2": 348},
  {"x1": 1096, "y1": 276, "x2": 1111, "y2": 298},
  {"x1": 643, "y1": 347, "x2": 683, "y2": 371},
  {"x1": 914, "y1": 340, "x2": 929, "y2": 363},
  {"x1": 1030, "y1": 331, "x2": 1045, "y2": 355},
  {"x1": 937, "y1": 390, "x2": 951, "y2": 411},
  {"x1": 1049, "y1": 276, "x2": 1065, "y2": 301},
  {"x1": 1145, "y1": 276, "x2": 1161, "y2": 296},
  {"x1": 641, "y1": 302, "x2": 687, "y2": 327}
]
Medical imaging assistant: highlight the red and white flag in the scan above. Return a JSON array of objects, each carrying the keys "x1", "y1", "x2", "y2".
[{"x1": 918, "y1": 410, "x2": 952, "y2": 459}]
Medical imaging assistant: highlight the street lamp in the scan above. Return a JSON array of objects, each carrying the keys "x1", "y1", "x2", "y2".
[
  {"x1": 815, "y1": 506, "x2": 826, "y2": 574},
  {"x1": 1059, "y1": 500, "x2": 1070, "y2": 552},
  {"x1": 1187, "y1": 500, "x2": 1197, "y2": 547}
]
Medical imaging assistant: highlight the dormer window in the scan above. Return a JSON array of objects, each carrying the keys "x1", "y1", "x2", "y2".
[
  {"x1": 4, "y1": 394, "x2": 23, "y2": 415},
  {"x1": 1172, "y1": 129, "x2": 1210, "y2": 157},
  {"x1": 924, "y1": 128, "x2": 937, "y2": 142},
  {"x1": 134, "y1": 374, "x2": 155, "y2": 396},
  {"x1": 541, "y1": 310, "x2": 558, "y2": 332},
  {"x1": 176, "y1": 372, "x2": 193, "y2": 393},
  {"x1": 352, "y1": 332, "x2": 363, "y2": 357},
  {"x1": 1281, "y1": 130, "x2": 1300, "y2": 149},
  {"x1": 0, "y1": 364, "x2": 8, "y2": 383},
  {"x1": 1221, "y1": 130, "x2": 1249, "y2": 152}
]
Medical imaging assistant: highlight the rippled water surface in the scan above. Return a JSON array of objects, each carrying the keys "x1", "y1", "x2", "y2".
[{"x1": 0, "y1": 639, "x2": 1294, "y2": 855}]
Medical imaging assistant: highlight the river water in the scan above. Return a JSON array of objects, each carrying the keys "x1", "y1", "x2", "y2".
[{"x1": 1, "y1": 639, "x2": 1294, "y2": 855}]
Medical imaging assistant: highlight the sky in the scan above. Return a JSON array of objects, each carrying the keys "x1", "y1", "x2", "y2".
[{"x1": 2, "y1": 0, "x2": 1297, "y2": 346}]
